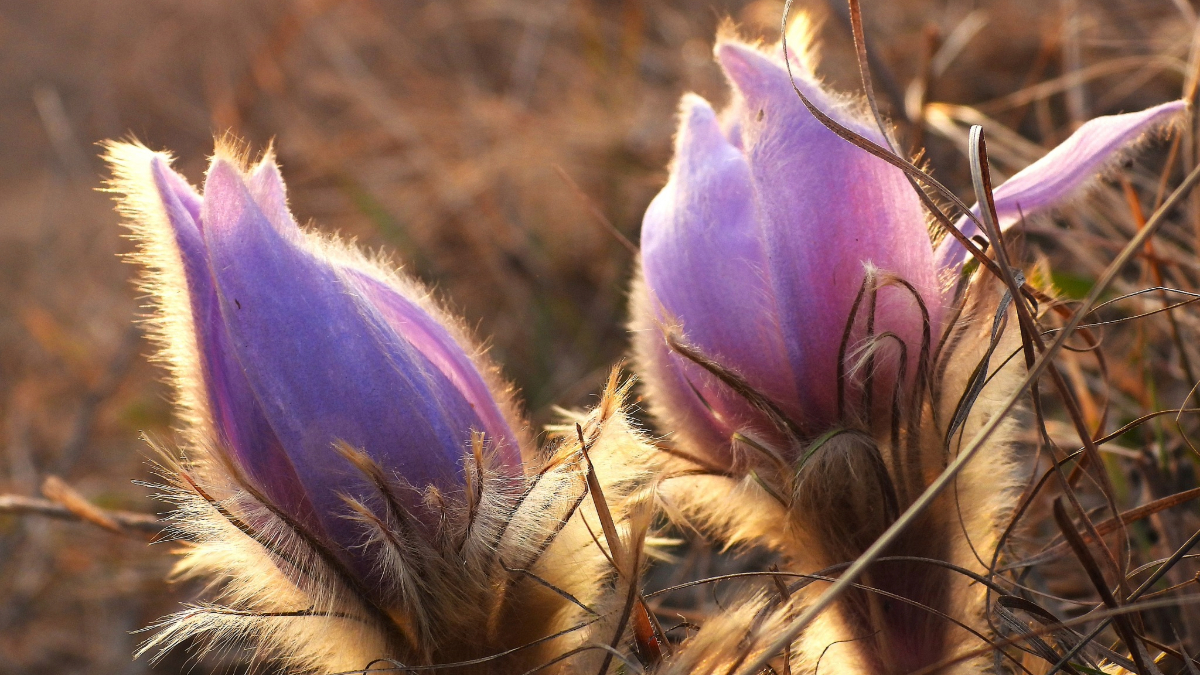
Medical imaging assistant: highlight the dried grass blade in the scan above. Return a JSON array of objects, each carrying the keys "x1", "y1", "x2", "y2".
[
  {"x1": 1014, "y1": 488, "x2": 1200, "y2": 570},
  {"x1": 1046, "y1": 525, "x2": 1200, "y2": 675},
  {"x1": 576, "y1": 423, "x2": 627, "y2": 569},
  {"x1": 1052, "y1": 498, "x2": 1154, "y2": 675},
  {"x1": 971, "y1": 126, "x2": 1129, "y2": 587},
  {"x1": 40, "y1": 476, "x2": 123, "y2": 533},
  {"x1": 0, "y1": 492, "x2": 160, "y2": 536}
]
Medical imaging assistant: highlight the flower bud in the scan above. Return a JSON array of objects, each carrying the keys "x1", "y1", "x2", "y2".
[
  {"x1": 109, "y1": 142, "x2": 523, "y2": 576},
  {"x1": 632, "y1": 34, "x2": 1185, "y2": 467},
  {"x1": 109, "y1": 143, "x2": 660, "y2": 672}
]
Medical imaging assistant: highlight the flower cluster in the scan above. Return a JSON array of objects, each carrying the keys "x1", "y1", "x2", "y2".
[{"x1": 104, "y1": 17, "x2": 1185, "y2": 675}]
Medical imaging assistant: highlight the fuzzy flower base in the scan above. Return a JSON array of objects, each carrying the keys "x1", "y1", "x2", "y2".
[
  {"x1": 653, "y1": 267, "x2": 1028, "y2": 675},
  {"x1": 141, "y1": 372, "x2": 659, "y2": 674}
]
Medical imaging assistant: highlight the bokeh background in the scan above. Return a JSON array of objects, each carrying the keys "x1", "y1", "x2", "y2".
[{"x1": 0, "y1": 0, "x2": 1197, "y2": 672}]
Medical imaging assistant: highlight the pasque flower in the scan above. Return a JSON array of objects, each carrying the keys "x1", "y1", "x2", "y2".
[
  {"x1": 129, "y1": 144, "x2": 523, "y2": 561},
  {"x1": 632, "y1": 36, "x2": 1185, "y2": 467},
  {"x1": 106, "y1": 143, "x2": 658, "y2": 672},
  {"x1": 630, "y1": 27, "x2": 1185, "y2": 675}
]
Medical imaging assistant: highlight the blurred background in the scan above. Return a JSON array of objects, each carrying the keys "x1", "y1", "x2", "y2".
[{"x1": 0, "y1": 0, "x2": 1197, "y2": 672}]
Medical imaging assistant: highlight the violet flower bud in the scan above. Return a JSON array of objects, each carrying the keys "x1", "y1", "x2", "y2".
[
  {"x1": 110, "y1": 143, "x2": 658, "y2": 671},
  {"x1": 111, "y1": 143, "x2": 523, "y2": 576},
  {"x1": 632, "y1": 36, "x2": 1184, "y2": 466}
]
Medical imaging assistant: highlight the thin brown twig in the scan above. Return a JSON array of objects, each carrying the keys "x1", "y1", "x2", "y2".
[{"x1": 0, "y1": 493, "x2": 160, "y2": 536}]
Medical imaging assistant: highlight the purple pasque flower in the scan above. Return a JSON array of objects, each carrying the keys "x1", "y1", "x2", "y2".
[
  {"x1": 121, "y1": 143, "x2": 523, "y2": 570},
  {"x1": 632, "y1": 37, "x2": 1184, "y2": 467}
]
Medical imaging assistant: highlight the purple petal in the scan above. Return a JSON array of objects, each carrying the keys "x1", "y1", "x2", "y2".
[
  {"x1": 633, "y1": 306, "x2": 738, "y2": 461},
  {"x1": 640, "y1": 94, "x2": 796, "y2": 455},
  {"x1": 936, "y1": 100, "x2": 1187, "y2": 271},
  {"x1": 150, "y1": 157, "x2": 207, "y2": 286},
  {"x1": 242, "y1": 156, "x2": 522, "y2": 469},
  {"x1": 347, "y1": 271, "x2": 521, "y2": 470},
  {"x1": 246, "y1": 157, "x2": 304, "y2": 239},
  {"x1": 150, "y1": 157, "x2": 316, "y2": 523},
  {"x1": 716, "y1": 41, "x2": 940, "y2": 426},
  {"x1": 201, "y1": 159, "x2": 496, "y2": 551},
  {"x1": 152, "y1": 157, "x2": 203, "y2": 229}
]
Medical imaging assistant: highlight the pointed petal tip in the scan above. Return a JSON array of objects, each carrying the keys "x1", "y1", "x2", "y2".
[
  {"x1": 148, "y1": 153, "x2": 186, "y2": 190},
  {"x1": 1099, "y1": 99, "x2": 1189, "y2": 137},
  {"x1": 714, "y1": 40, "x2": 787, "y2": 102},
  {"x1": 679, "y1": 92, "x2": 717, "y2": 122},
  {"x1": 104, "y1": 141, "x2": 174, "y2": 189},
  {"x1": 148, "y1": 154, "x2": 202, "y2": 216},
  {"x1": 246, "y1": 156, "x2": 298, "y2": 236},
  {"x1": 1146, "y1": 98, "x2": 1189, "y2": 126},
  {"x1": 251, "y1": 156, "x2": 285, "y2": 184},
  {"x1": 202, "y1": 155, "x2": 267, "y2": 242},
  {"x1": 714, "y1": 39, "x2": 766, "y2": 73},
  {"x1": 102, "y1": 139, "x2": 156, "y2": 164},
  {"x1": 1153, "y1": 98, "x2": 1188, "y2": 113},
  {"x1": 146, "y1": 152, "x2": 170, "y2": 173},
  {"x1": 207, "y1": 154, "x2": 245, "y2": 181},
  {"x1": 258, "y1": 143, "x2": 279, "y2": 165},
  {"x1": 104, "y1": 142, "x2": 203, "y2": 229},
  {"x1": 676, "y1": 93, "x2": 725, "y2": 153},
  {"x1": 204, "y1": 156, "x2": 257, "y2": 211},
  {"x1": 667, "y1": 92, "x2": 748, "y2": 188},
  {"x1": 713, "y1": 38, "x2": 839, "y2": 129}
]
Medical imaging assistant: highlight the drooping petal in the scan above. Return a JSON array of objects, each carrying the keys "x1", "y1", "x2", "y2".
[
  {"x1": 936, "y1": 100, "x2": 1187, "y2": 271},
  {"x1": 638, "y1": 94, "x2": 794, "y2": 458},
  {"x1": 716, "y1": 41, "x2": 940, "y2": 427},
  {"x1": 201, "y1": 158, "x2": 504, "y2": 552}
]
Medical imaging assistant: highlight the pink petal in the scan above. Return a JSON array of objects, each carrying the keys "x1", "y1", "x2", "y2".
[
  {"x1": 936, "y1": 100, "x2": 1187, "y2": 271},
  {"x1": 717, "y1": 41, "x2": 940, "y2": 426}
]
